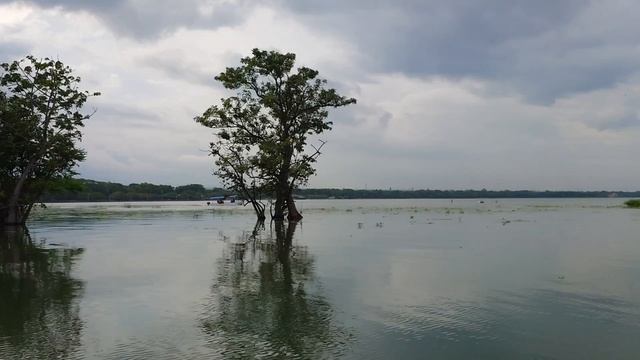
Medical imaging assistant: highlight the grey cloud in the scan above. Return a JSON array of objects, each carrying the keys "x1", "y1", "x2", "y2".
[
  {"x1": 93, "y1": 103, "x2": 163, "y2": 128},
  {"x1": 10, "y1": 0, "x2": 639, "y2": 102},
  {"x1": 274, "y1": 0, "x2": 640, "y2": 102},
  {"x1": 6, "y1": 0, "x2": 251, "y2": 39},
  {"x1": 138, "y1": 51, "x2": 217, "y2": 87},
  {"x1": 275, "y1": 0, "x2": 585, "y2": 73},
  {"x1": 594, "y1": 114, "x2": 640, "y2": 131}
]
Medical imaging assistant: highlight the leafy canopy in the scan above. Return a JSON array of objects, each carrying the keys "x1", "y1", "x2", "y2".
[
  {"x1": 0, "y1": 56, "x2": 97, "y2": 210},
  {"x1": 196, "y1": 49, "x2": 355, "y2": 204}
]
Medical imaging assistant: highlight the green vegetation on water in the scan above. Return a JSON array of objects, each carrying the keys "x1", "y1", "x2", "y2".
[{"x1": 625, "y1": 199, "x2": 640, "y2": 208}]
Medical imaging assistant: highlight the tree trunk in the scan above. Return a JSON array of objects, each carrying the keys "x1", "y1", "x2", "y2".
[
  {"x1": 3, "y1": 159, "x2": 37, "y2": 226},
  {"x1": 249, "y1": 199, "x2": 266, "y2": 221},
  {"x1": 3, "y1": 206, "x2": 25, "y2": 226},
  {"x1": 286, "y1": 193, "x2": 303, "y2": 222},
  {"x1": 273, "y1": 185, "x2": 288, "y2": 221},
  {"x1": 0, "y1": 226, "x2": 29, "y2": 269},
  {"x1": 273, "y1": 144, "x2": 294, "y2": 221}
]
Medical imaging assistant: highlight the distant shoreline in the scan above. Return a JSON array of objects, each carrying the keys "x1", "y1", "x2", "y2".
[
  {"x1": 39, "y1": 179, "x2": 639, "y2": 203},
  {"x1": 41, "y1": 195, "x2": 637, "y2": 204}
]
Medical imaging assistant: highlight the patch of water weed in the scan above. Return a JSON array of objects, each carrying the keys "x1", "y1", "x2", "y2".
[
  {"x1": 625, "y1": 199, "x2": 640, "y2": 208},
  {"x1": 500, "y1": 218, "x2": 530, "y2": 226}
]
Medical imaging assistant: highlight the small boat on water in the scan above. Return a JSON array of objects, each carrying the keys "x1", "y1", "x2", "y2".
[{"x1": 207, "y1": 195, "x2": 243, "y2": 205}]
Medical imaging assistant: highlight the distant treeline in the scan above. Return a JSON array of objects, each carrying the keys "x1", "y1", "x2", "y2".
[
  {"x1": 297, "y1": 188, "x2": 640, "y2": 199},
  {"x1": 41, "y1": 179, "x2": 232, "y2": 202},
  {"x1": 40, "y1": 179, "x2": 640, "y2": 202}
]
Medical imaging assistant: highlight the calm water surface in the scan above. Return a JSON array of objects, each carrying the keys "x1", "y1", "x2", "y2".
[{"x1": 1, "y1": 199, "x2": 639, "y2": 359}]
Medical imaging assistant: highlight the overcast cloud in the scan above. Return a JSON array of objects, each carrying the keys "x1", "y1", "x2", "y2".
[{"x1": 1, "y1": 0, "x2": 639, "y2": 190}]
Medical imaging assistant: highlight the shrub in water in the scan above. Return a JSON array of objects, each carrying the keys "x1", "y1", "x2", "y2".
[{"x1": 625, "y1": 199, "x2": 640, "y2": 208}]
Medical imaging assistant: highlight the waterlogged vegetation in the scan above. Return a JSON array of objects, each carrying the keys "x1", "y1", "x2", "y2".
[
  {"x1": 2, "y1": 49, "x2": 356, "y2": 225},
  {"x1": 0, "y1": 57, "x2": 99, "y2": 225},
  {"x1": 195, "y1": 49, "x2": 356, "y2": 221},
  {"x1": 625, "y1": 199, "x2": 640, "y2": 208}
]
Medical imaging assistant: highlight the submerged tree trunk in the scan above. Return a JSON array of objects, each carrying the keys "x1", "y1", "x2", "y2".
[
  {"x1": 0, "y1": 227, "x2": 29, "y2": 269},
  {"x1": 272, "y1": 188, "x2": 302, "y2": 222},
  {"x1": 3, "y1": 159, "x2": 37, "y2": 226},
  {"x1": 3, "y1": 206, "x2": 26, "y2": 226},
  {"x1": 286, "y1": 193, "x2": 303, "y2": 222},
  {"x1": 273, "y1": 183, "x2": 288, "y2": 221},
  {"x1": 272, "y1": 145, "x2": 294, "y2": 221},
  {"x1": 248, "y1": 199, "x2": 266, "y2": 221}
]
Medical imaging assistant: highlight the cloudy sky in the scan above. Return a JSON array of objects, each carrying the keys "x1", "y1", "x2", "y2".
[{"x1": 1, "y1": 0, "x2": 639, "y2": 190}]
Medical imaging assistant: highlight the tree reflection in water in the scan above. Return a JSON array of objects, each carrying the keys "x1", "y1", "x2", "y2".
[
  {"x1": 202, "y1": 221, "x2": 352, "y2": 359},
  {"x1": 0, "y1": 227, "x2": 85, "y2": 359}
]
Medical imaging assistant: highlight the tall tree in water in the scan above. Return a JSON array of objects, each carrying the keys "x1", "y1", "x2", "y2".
[
  {"x1": 0, "y1": 56, "x2": 98, "y2": 226},
  {"x1": 196, "y1": 49, "x2": 355, "y2": 221}
]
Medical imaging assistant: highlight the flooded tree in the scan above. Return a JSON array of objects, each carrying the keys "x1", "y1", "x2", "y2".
[
  {"x1": 196, "y1": 49, "x2": 355, "y2": 221},
  {"x1": 204, "y1": 138, "x2": 268, "y2": 220},
  {"x1": 201, "y1": 221, "x2": 352, "y2": 358},
  {"x1": 0, "y1": 227, "x2": 85, "y2": 358},
  {"x1": 0, "y1": 56, "x2": 99, "y2": 226}
]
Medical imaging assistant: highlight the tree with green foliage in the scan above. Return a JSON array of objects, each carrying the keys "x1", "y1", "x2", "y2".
[
  {"x1": 0, "y1": 56, "x2": 98, "y2": 226},
  {"x1": 196, "y1": 49, "x2": 355, "y2": 221}
]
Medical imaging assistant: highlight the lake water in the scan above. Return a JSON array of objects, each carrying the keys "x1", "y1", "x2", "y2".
[{"x1": 1, "y1": 199, "x2": 639, "y2": 359}]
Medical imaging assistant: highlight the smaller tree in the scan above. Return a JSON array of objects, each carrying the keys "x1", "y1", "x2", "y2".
[
  {"x1": 207, "y1": 129, "x2": 268, "y2": 220},
  {"x1": 0, "y1": 56, "x2": 98, "y2": 226}
]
